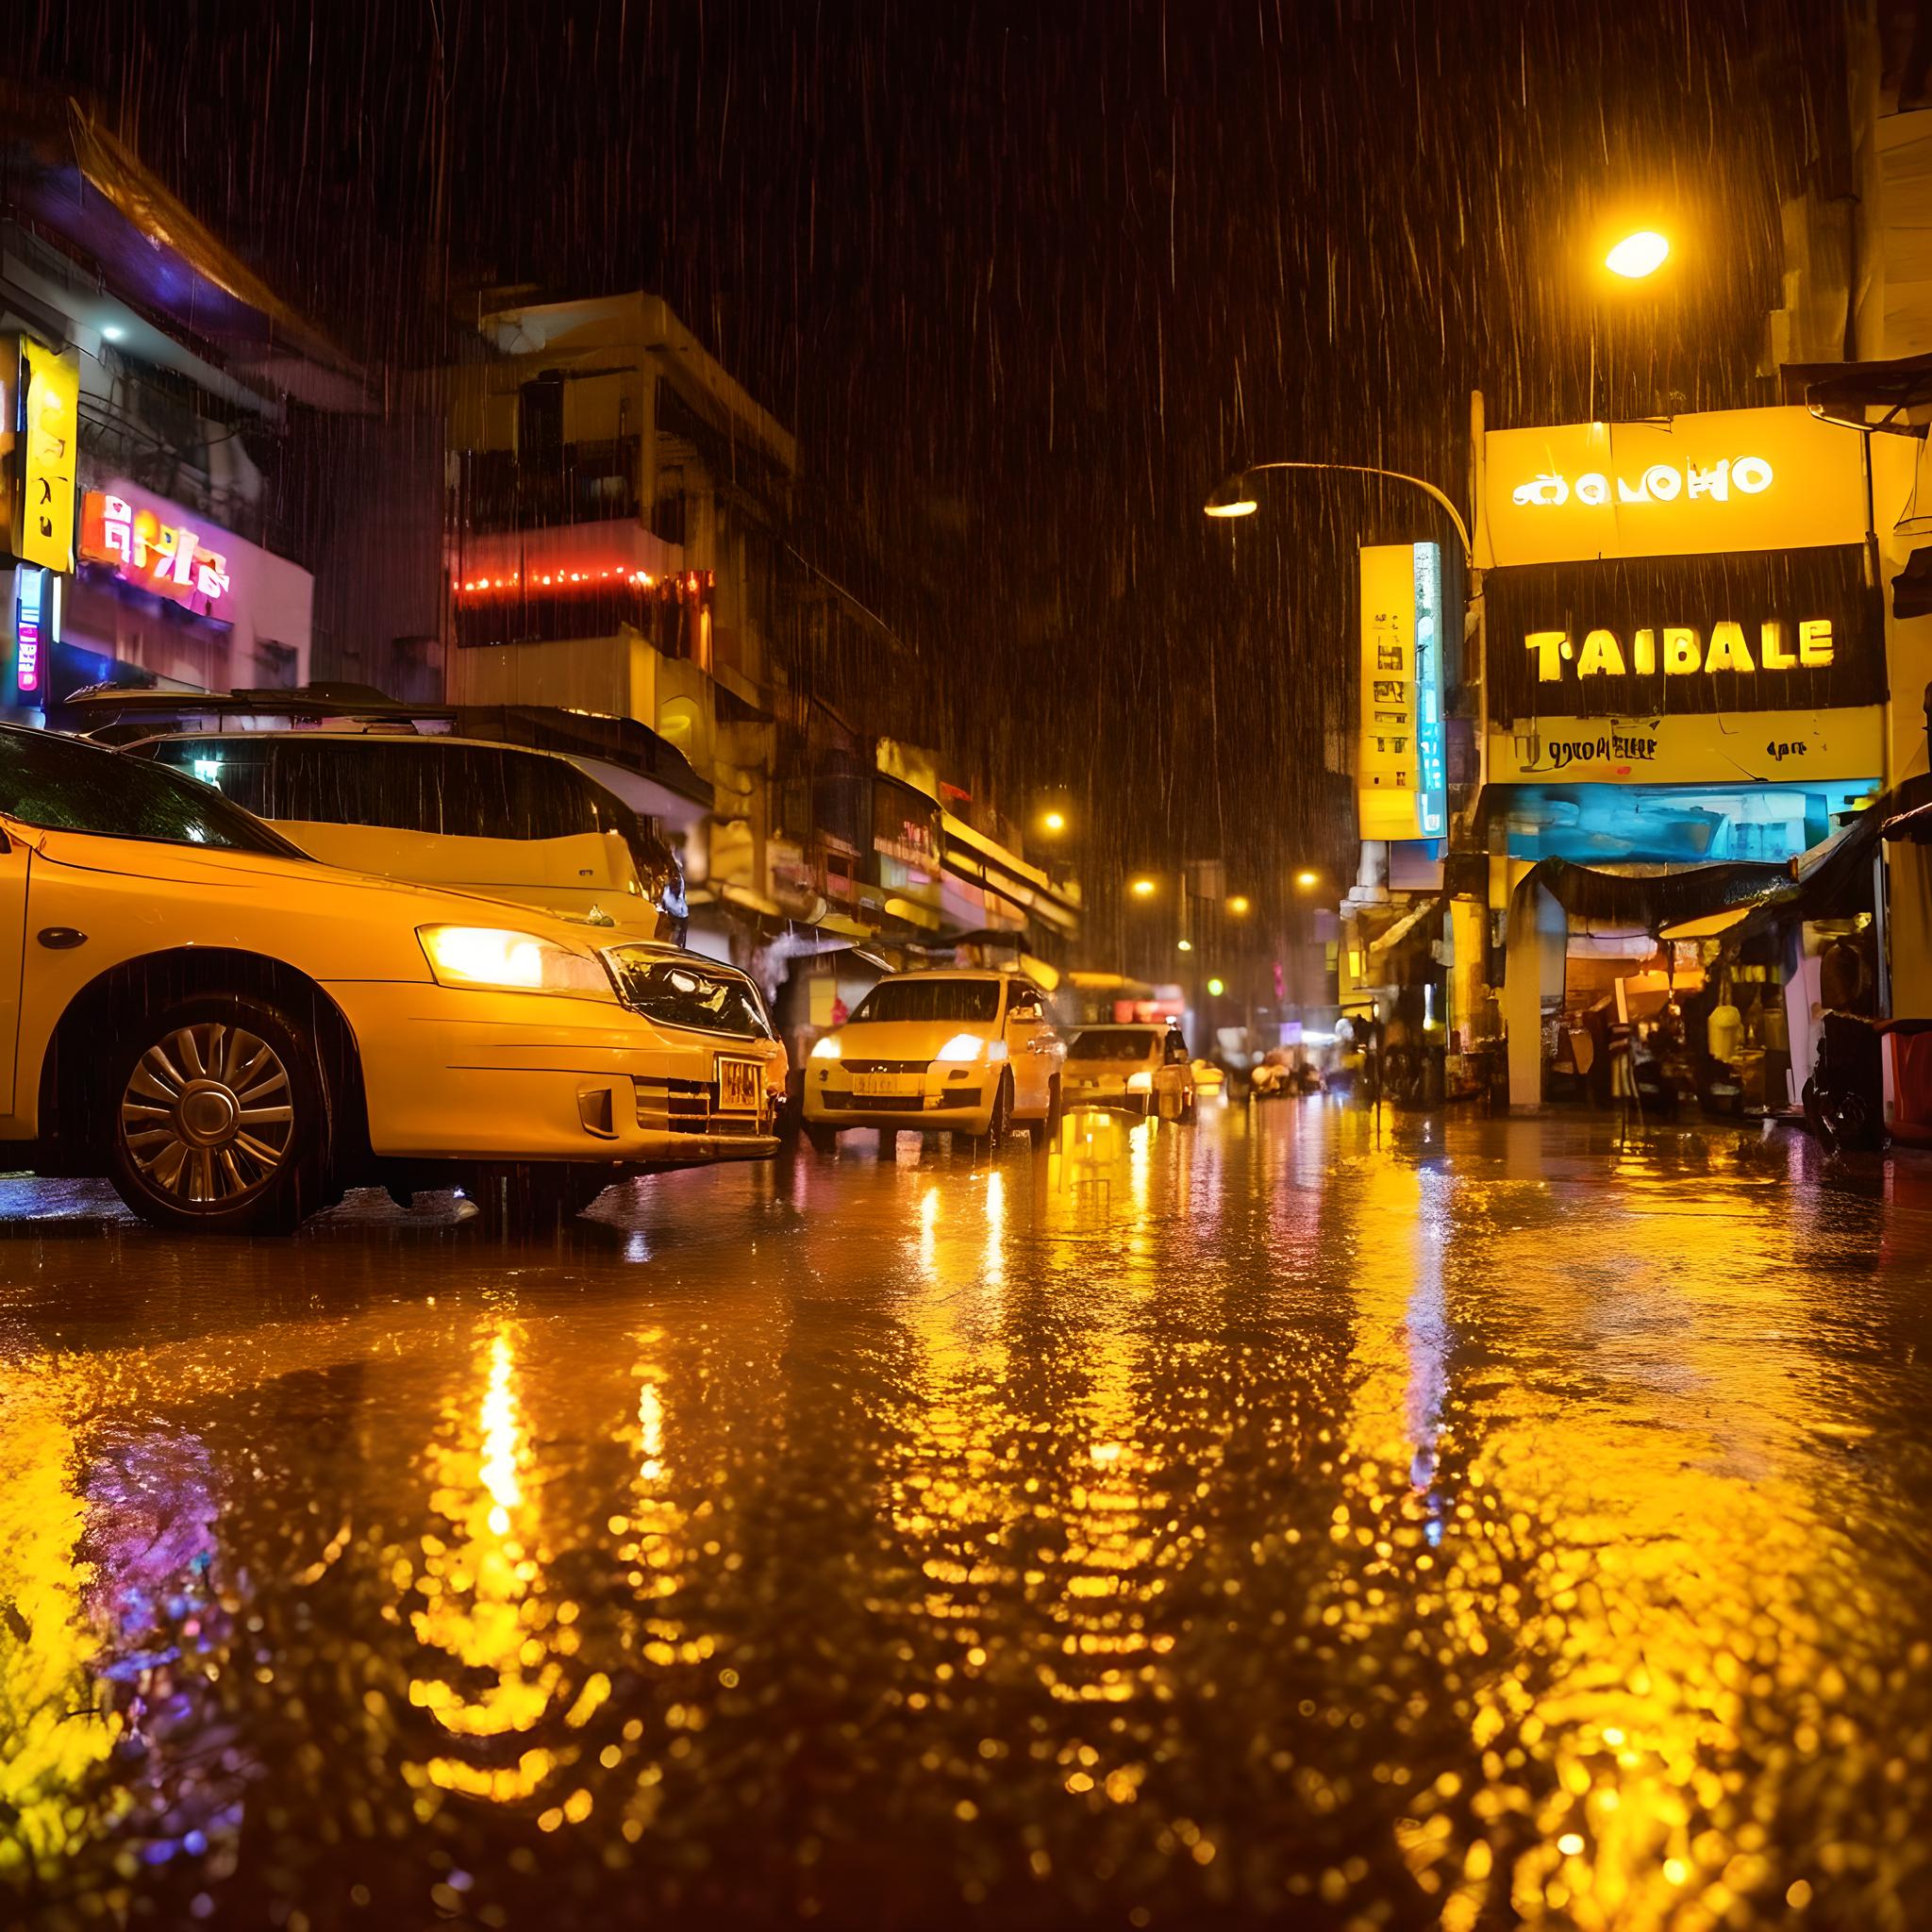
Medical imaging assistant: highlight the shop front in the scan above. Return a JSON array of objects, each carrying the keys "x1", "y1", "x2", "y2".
[
  {"x1": 1476, "y1": 407, "x2": 1885, "y2": 1110},
  {"x1": 22, "y1": 479, "x2": 313, "y2": 713}
]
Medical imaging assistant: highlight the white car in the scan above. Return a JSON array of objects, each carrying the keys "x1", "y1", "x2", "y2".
[
  {"x1": 801, "y1": 970, "x2": 1062, "y2": 1151},
  {"x1": 1063, "y1": 1023, "x2": 1197, "y2": 1121},
  {"x1": 0, "y1": 724, "x2": 784, "y2": 1232}
]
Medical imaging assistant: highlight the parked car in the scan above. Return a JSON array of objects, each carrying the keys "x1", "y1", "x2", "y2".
[
  {"x1": 0, "y1": 724, "x2": 783, "y2": 1233},
  {"x1": 802, "y1": 970, "x2": 1062, "y2": 1152},
  {"x1": 1063, "y1": 1023, "x2": 1196, "y2": 1121},
  {"x1": 1190, "y1": 1057, "x2": 1226, "y2": 1098},
  {"x1": 104, "y1": 726, "x2": 684, "y2": 943}
]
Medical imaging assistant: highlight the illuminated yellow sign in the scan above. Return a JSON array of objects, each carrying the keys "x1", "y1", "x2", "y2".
[
  {"x1": 1481, "y1": 407, "x2": 1866, "y2": 566},
  {"x1": 1524, "y1": 618, "x2": 1834, "y2": 681},
  {"x1": 1489, "y1": 707, "x2": 1884, "y2": 786},
  {"x1": 1357, "y1": 541, "x2": 1446, "y2": 841},
  {"x1": 13, "y1": 338, "x2": 79, "y2": 574}
]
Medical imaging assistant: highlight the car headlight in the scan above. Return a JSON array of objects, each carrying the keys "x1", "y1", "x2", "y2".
[
  {"x1": 936, "y1": 1032, "x2": 1004, "y2": 1061},
  {"x1": 418, "y1": 924, "x2": 611, "y2": 996},
  {"x1": 810, "y1": 1035, "x2": 842, "y2": 1060},
  {"x1": 1126, "y1": 1070, "x2": 1154, "y2": 1091}
]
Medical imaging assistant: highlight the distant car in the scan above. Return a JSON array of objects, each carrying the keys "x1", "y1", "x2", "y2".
[
  {"x1": 802, "y1": 970, "x2": 1062, "y2": 1152},
  {"x1": 112, "y1": 728, "x2": 684, "y2": 942},
  {"x1": 1190, "y1": 1058, "x2": 1225, "y2": 1097},
  {"x1": 0, "y1": 724, "x2": 782, "y2": 1233},
  {"x1": 1063, "y1": 1023, "x2": 1196, "y2": 1121}
]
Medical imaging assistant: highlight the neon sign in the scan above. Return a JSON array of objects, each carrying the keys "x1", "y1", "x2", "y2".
[
  {"x1": 1524, "y1": 619, "x2": 1834, "y2": 681},
  {"x1": 14, "y1": 565, "x2": 46, "y2": 694},
  {"x1": 1511, "y1": 455, "x2": 1772, "y2": 509},
  {"x1": 79, "y1": 491, "x2": 231, "y2": 612}
]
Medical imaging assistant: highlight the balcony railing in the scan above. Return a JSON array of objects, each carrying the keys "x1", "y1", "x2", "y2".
[{"x1": 452, "y1": 438, "x2": 643, "y2": 534}]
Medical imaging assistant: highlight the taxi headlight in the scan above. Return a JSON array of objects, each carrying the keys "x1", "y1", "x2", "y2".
[
  {"x1": 935, "y1": 1032, "x2": 1006, "y2": 1062},
  {"x1": 419, "y1": 924, "x2": 611, "y2": 996},
  {"x1": 810, "y1": 1035, "x2": 842, "y2": 1059},
  {"x1": 1126, "y1": 1069, "x2": 1155, "y2": 1092}
]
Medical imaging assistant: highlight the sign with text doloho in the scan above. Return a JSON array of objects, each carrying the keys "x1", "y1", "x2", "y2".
[
  {"x1": 1480, "y1": 407, "x2": 1867, "y2": 567},
  {"x1": 1357, "y1": 541, "x2": 1446, "y2": 841}
]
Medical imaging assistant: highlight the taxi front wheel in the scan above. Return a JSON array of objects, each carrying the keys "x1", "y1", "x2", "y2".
[
  {"x1": 968, "y1": 1074, "x2": 1013, "y2": 1158},
  {"x1": 107, "y1": 994, "x2": 325, "y2": 1235}
]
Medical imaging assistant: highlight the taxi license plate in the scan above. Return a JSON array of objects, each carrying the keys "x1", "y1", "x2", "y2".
[
  {"x1": 716, "y1": 1056, "x2": 762, "y2": 1113},
  {"x1": 854, "y1": 1073, "x2": 920, "y2": 1098}
]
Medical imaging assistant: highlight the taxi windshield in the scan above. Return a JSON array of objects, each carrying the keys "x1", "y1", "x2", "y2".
[
  {"x1": 852, "y1": 979, "x2": 1001, "y2": 1024},
  {"x1": 1069, "y1": 1028, "x2": 1159, "y2": 1059}
]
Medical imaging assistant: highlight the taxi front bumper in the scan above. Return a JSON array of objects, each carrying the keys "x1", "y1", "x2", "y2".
[
  {"x1": 802, "y1": 1057, "x2": 992, "y2": 1131},
  {"x1": 332, "y1": 982, "x2": 780, "y2": 1165}
]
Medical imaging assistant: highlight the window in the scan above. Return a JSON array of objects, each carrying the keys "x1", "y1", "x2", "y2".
[
  {"x1": 852, "y1": 978, "x2": 1001, "y2": 1024},
  {"x1": 518, "y1": 374, "x2": 564, "y2": 462},
  {"x1": 1068, "y1": 1028, "x2": 1158, "y2": 1060},
  {"x1": 1007, "y1": 991, "x2": 1043, "y2": 1023},
  {"x1": 0, "y1": 730, "x2": 304, "y2": 857}
]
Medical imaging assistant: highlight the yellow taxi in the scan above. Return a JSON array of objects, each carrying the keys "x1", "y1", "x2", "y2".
[
  {"x1": 802, "y1": 969, "x2": 1062, "y2": 1152},
  {"x1": 0, "y1": 725, "x2": 783, "y2": 1232},
  {"x1": 1063, "y1": 1022, "x2": 1197, "y2": 1121}
]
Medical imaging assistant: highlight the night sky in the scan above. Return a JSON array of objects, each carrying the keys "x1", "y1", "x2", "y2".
[{"x1": 7, "y1": 0, "x2": 1838, "y2": 903}]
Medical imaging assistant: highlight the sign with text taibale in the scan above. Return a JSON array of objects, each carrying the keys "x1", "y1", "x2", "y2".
[
  {"x1": 1486, "y1": 551, "x2": 1884, "y2": 723},
  {"x1": 1481, "y1": 406, "x2": 1867, "y2": 567},
  {"x1": 1357, "y1": 541, "x2": 1446, "y2": 841}
]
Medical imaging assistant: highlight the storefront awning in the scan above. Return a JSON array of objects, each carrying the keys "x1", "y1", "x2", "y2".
[
  {"x1": 1659, "y1": 907, "x2": 1753, "y2": 942},
  {"x1": 1783, "y1": 350, "x2": 1932, "y2": 436},
  {"x1": 1522, "y1": 858, "x2": 1789, "y2": 933}
]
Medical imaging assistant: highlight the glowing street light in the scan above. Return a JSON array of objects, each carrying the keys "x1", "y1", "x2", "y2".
[
  {"x1": 1129, "y1": 876, "x2": 1158, "y2": 899},
  {"x1": 1177, "y1": 938, "x2": 1193, "y2": 953},
  {"x1": 1204, "y1": 460, "x2": 1474, "y2": 571},
  {"x1": 1226, "y1": 894, "x2": 1251, "y2": 917},
  {"x1": 1207, "y1": 977, "x2": 1226, "y2": 998},
  {"x1": 1295, "y1": 869, "x2": 1319, "y2": 889},
  {"x1": 1203, "y1": 475, "x2": 1259, "y2": 518},
  {"x1": 1605, "y1": 229, "x2": 1671, "y2": 279},
  {"x1": 1041, "y1": 809, "x2": 1067, "y2": 835}
]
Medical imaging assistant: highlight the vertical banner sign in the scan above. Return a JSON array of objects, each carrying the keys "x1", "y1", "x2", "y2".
[
  {"x1": 1357, "y1": 541, "x2": 1446, "y2": 841},
  {"x1": 14, "y1": 339, "x2": 80, "y2": 574},
  {"x1": 13, "y1": 565, "x2": 47, "y2": 697}
]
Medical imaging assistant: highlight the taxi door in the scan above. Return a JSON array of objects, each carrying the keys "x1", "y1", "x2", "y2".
[{"x1": 1003, "y1": 983, "x2": 1054, "y2": 1115}]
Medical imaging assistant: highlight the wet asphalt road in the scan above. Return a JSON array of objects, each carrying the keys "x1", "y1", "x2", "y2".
[{"x1": 4, "y1": 1100, "x2": 1932, "y2": 1932}]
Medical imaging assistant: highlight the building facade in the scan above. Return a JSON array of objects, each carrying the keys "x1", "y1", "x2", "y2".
[{"x1": 0, "y1": 93, "x2": 363, "y2": 718}]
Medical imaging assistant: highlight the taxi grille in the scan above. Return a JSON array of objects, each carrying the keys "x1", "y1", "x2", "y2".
[
  {"x1": 838, "y1": 1058, "x2": 929, "y2": 1074},
  {"x1": 634, "y1": 1075, "x2": 771, "y2": 1137}
]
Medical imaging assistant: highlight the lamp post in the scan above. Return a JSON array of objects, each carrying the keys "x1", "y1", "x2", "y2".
[{"x1": 1204, "y1": 460, "x2": 1474, "y2": 575}]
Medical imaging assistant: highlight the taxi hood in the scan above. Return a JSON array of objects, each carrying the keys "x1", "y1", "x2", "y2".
[{"x1": 832, "y1": 1018, "x2": 1000, "y2": 1059}]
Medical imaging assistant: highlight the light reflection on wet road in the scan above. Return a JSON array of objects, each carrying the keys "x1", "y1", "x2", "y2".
[{"x1": 4, "y1": 1102, "x2": 1932, "y2": 1929}]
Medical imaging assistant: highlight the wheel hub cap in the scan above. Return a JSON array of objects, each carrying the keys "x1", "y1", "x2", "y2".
[{"x1": 120, "y1": 1023, "x2": 295, "y2": 1208}]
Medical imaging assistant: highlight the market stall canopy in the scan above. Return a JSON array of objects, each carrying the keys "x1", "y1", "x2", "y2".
[{"x1": 1519, "y1": 858, "x2": 1789, "y2": 934}]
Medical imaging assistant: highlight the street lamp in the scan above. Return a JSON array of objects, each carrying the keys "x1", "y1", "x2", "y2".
[
  {"x1": 1129, "y1": 875, "x2": 1158, "y2": 899},
  {"x1": 1604, "y1": 229, "x2": 1670, "y2": 279},
  {"x1": 1294, "y1": 869, "x2": 1319, "y2": 890},
  {"x1": 1041, "y1": 809, "x2": 1067, "y2": 835},
  {"x1": 1226, "y1": 894, "x2": 1251, "y2": 917},
  {"x1": 1203, "y1": 459, "x2": 1474, "y2": 572}
]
